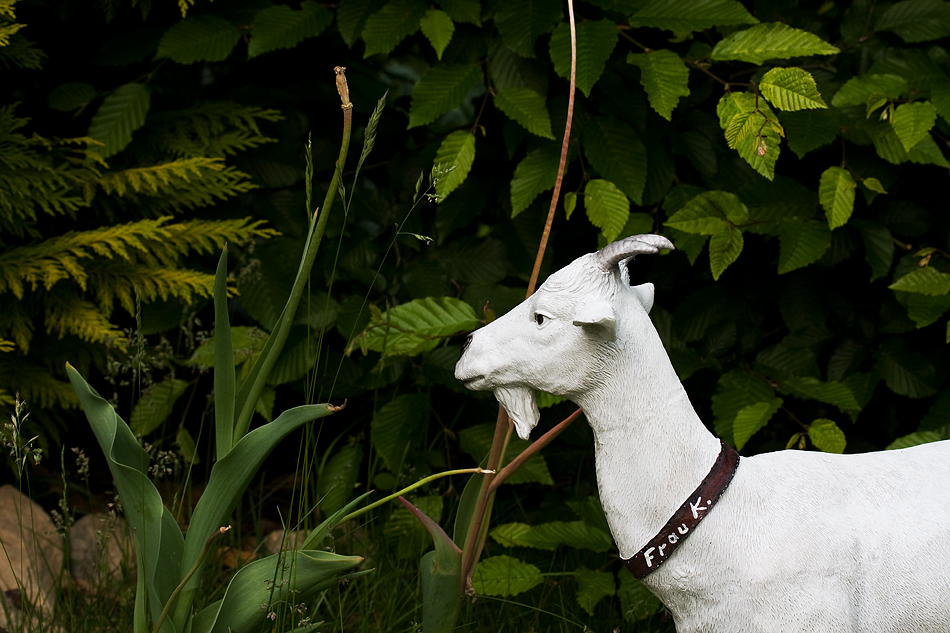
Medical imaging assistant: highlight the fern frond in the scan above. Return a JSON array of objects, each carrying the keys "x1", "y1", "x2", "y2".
[
  {"x1": 0, "y1": 32, "x2": 44, "y2": 69},
  {"x1": 147, "y1": 101, "x2": 283, "y2": 158},
  {"x1": 0, "y1": 338, "x2": 14, "y2": 353},
  {"x1": 0, "y1": 301, "x2": 32, "y2": 352},
  {"x1": 99, "y1": 157, "x2": 257, "y2": 213},
  {"x1": 164, "y1": 217, "x2": 280, "y2": 254},
  {"x1": 45, "y1": 292, "x2": 126, "y2": 348},
  {"x1": 0, "y1": 217, "x2": 180, "y2": 296},
  {"x1": 0, "y1": 105, "x2": 102, "y2": 233},
  {"x1": 88, "y1": 265, "x2": 218, "y2": 316},
  {"x1": 0, "y1": 357, "x2": 78, "y2": 409}
]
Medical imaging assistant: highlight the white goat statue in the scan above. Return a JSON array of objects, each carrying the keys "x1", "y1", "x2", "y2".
[{"x1": 455, "y1": 234, "x2": 950, "y2": 632}]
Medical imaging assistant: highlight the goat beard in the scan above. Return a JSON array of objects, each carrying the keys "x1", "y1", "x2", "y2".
[{"x1": 494, "y1": 386, "x2": 540, "y2": 440}]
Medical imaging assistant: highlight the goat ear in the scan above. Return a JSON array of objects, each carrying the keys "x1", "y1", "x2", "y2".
[
  {"x1": 632, "y1": 282, "x2": 655, "y2": 313},
  {"x1": 573, "y1": 299, "x2": 616, "y2": 340}
]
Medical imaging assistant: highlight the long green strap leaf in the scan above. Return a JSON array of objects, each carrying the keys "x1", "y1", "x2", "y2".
[
  {"x1": 190, "y1": 550, "x2": 363, "y2": 633},
  {"x1": 66, "y1": 363, "x2": 184, "y2": 633},
  {"x1": 232, "y1": 95, "x2": 352, "y2": 440},
  {"x1": 213, "y1": 246, "x2": 235, "y2": 461},
  {"x1": 173, "y1": 403, "x2": 341, "y2": 630}
]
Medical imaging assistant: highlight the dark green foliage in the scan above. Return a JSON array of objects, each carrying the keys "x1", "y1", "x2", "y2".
[{"x1": 5, "y1": 0, "x2": 950, "y2": 629}]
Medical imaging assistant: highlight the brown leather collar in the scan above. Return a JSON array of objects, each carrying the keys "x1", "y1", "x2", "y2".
[{"x1": 622, "y1": 440, "x2": 739, "y2": 579}]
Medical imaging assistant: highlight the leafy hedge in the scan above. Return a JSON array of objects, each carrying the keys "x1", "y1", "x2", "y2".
[{"x1": 3, "y1": 0, "x2": 950, "y2": 627}]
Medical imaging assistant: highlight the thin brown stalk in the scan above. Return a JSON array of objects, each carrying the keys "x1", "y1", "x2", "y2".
[
  {"x1": 488, "y1": 408, "x2": 583, "y2": 494},
  {"x1": 458, "y1": 0, "x2": 579, "y2": 597},
  {"x1": 526, "y1": 0, "x2": 577, "y2": 298}
]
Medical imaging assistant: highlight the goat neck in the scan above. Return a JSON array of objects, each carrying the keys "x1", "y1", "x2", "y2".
[{"x1": 573, "y1": 303, "x2": 722, "y2": 561}]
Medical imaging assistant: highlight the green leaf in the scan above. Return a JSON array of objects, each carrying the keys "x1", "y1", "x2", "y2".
[
  {"x1": 712, "y1": 369, "x2": 780, "y2": 444},
  {"x1": 398, "y1": 497, "x2": 463, "y2": 633},
  {"x1": 819, "y1": 166, "x2": 856, "y2": 230},
  {"x1": 67, "y1": 364, "x2": 185, "y2": 626},
  {"x1": 783, "y1": 377, "x2": 861, "y2": 412},
  {"x1": 472, "y1": 555, "x2": 543, "y2": 597},
  {"x1": 711, "y1": 23, "x2": 839, "y2": 64},
  {"x1": 155, "y1": 15, "x2": 240, "y2": 64},
  {"x1": 319, "y1": 443, "x2": 364, "y2": 515},
  {"x1": 665, "y1": 190, "x2": 748, "y2": 235},
  {"x1": 629, "y1": 0, "x2": 758, "y2": 33},
  {"x1": 563, "y1": 191, "x2": 577, "y2": 218},
  {"x1": 48, "y1": 82, "x2": 97, "y2": 112},
  {"x1": 87, "y1": 83, "x2": 150, "y2": 158},
  {"x1": 549, "y1": 20, "x2": 618, "y2": 97},
  {"x1": 458, "y1": 423, "x2": 553, "y2": 485},
  {"x1": 176, "y1": 426, "x2": 198, "y2": 463},
  {"x1": 716, "y1": 92, "x2": 782, "y2": 179},
  {"x1": 408, "y1": 63, "x2": 481, "y2": 128},
  {"x1": 179, "y1": 404, "x2": 342, "y2": 607},
  {"x1": 863, "y1": 177, "x2": 887, "y2": 194},
  {"x1": 868, "y1": 120, "x2": 950, "y2": 167},
  {"x1": 130, "y1": 378, "x2": 188, "y2": 436},
  {"x1": 875, "y1": 0, "x2": 950, "y2": 42},
  {"x1": 831, "y1": 74, "x2": 907, "y2": 107},
  {"x1": 712, "y1": 368, "x2": 776, "y2": 445},
  {"x1": 853, "y1": 219, "x2": 894, "y2": 281},
  {"x1": 488, "y1": 40, "x2": 548, "y2": 93},
  {"x1": 510, "y1": 143, "x2": 559, "y2": 217},
  {"x1": 583, "y1": 117, "x2": 647, "y2": 205},
  {"x1": 890, "y1": 101, "x2": 937, "y2": 152},
  {"x1": 933, "y1": 79, "x2": 950, "y2": 124},
  {"x1": 213, "y1": 248, "x2": 235, "y2": 459},
  {"x1": 887, "y1": 430, "x2": 943, "y2": 450},
  {"x1": 709, "y1": 225, "x2": 743, "y2": 280},
  {"x1": 494, "y1": 0, "x2": 562, "y2": 58},
  {"x1": 875, "y1": 339, "x2": 937, "y2": 398},
  {"x1": 808, "y1": 418, "x2": 847, "y2": 453},
  {"x1": 733, "y1": 399, "x2": 781, "y2": 450},
  {"x1": 336, "y1": 0, "x2": 384, "y2": 48},
  {"x1": 371, "y1": 393, "x2": 426, "y2": 472},
  {"x1": 188, "y1": 326, "x2": 268, "y2": 368},
  {"x1": 493, "y1": 88, "x2": 554, "y2": 139},
  {"x1": 248, "y1": 1, "x2": 332, "y2": 58},
  {"x1": 574, "y1": 567, "x2": 615, "y2": 615},
  {"x1": 584, "y1": 179, "x2": 630, "y2": 243},
  {"x1": 618, "y1": 568, "x2": 663, "y2": 622},
  {"x1": 362, "y1": 0, "x2": 427, "y2": 57},
  {"x1": 434, "y1": 130, "x2": 476, "y2": 200},
  {"x1": 627, "y1": 50, "x2": 691, "y2": 121},
  {"x1": 757, "y1": 343, "x2": 820, "y2": 381},
  {"x1": 759, "y1": 67, "x2": 827, "y2": 111},
  {"x1": 439, "y1": 0, "x2": 481, "y2": 25},
  {"x1": 192, "y1": 550, "x2": 363, "y2": 633},
  {"x1": 490, "y1": 520, "x2": 613, "y2": 552},
  {"x1": 781, "y1": 109, "x2": 839, "y2": 158},
  {"x1": 739, "y1": 176, "x2": 816, "y2": 234},
  {"x1": 420, "y1": 9, "x2": 454, "y2": 60},
  {"x1": 777, "y1": 218, "x2": 831, "y2": 274},
  {"x1": 896, "y1": 291, "x2": 950, "y2": 328},
  {"x1": 359, "y1": 297, "x2": 480, "y2": 356},
  {"x1": 889, "y1": 266, "x2": 950, "y2": 295}
]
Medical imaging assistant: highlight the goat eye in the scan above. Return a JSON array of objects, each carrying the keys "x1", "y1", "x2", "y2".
[{"x1": 535, "y1": 313, "x2": 545, "y2": 326}]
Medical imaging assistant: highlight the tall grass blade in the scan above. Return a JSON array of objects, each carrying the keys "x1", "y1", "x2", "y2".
[{"x1": 213, "y1": 246, "x2": 235, "y2": 461}]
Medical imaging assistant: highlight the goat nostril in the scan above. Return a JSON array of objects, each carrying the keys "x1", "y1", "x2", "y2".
[{"x1": 462, "y1": 334, "x2": 472, "y2": 354}]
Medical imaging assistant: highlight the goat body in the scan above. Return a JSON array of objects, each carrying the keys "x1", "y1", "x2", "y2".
[{"x1": 454, "y1": 235, "x2": 950, "y2": 632}]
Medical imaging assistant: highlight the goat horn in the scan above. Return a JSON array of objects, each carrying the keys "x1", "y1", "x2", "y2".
[{"x1": 594, "y1": 234, "x2": 675, "y2": 272}]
